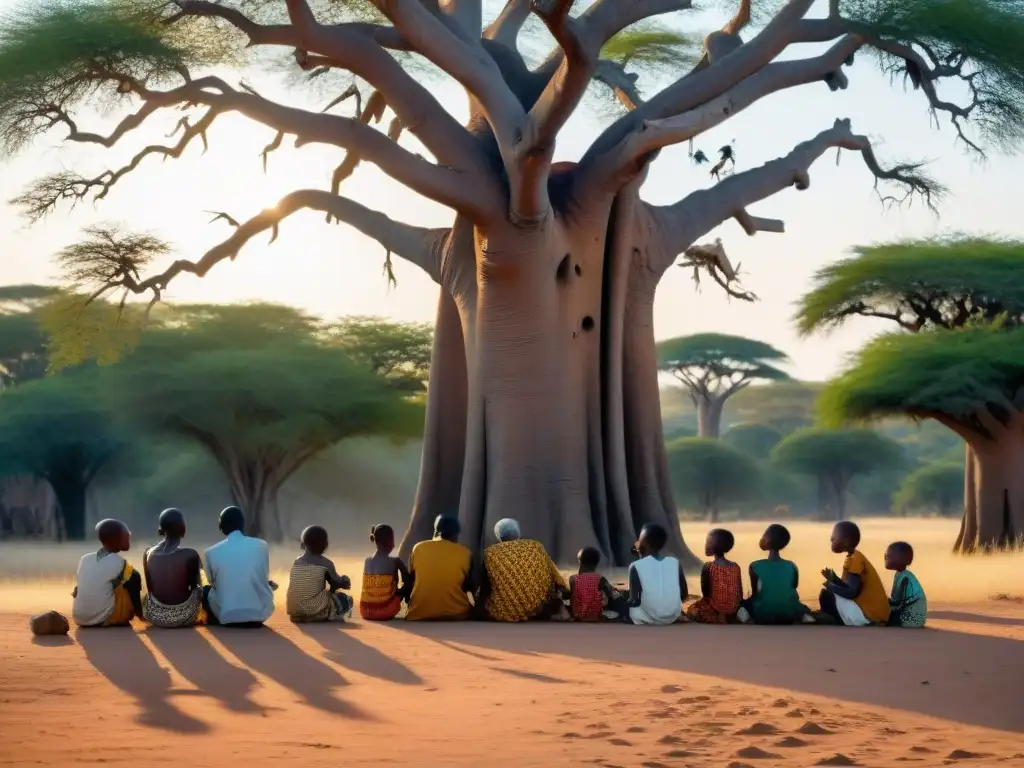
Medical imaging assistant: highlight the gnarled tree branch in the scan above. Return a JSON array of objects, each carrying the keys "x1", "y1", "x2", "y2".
[
  {"x1": 654, "y1": 118, "x2": 946, "y2": 265},
  {"x1": 92, "y1": 189, "x2": 448, "y2": 307},
  {"x1": 484, "y1": 0, "x2": 532, "y2": 50}
]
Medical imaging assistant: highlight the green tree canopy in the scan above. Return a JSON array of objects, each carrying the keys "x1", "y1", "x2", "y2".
[
  {"x1": 818, "y1": 325, "x2": 1024, "y2": 431},
  {"x1": 722, "y1": 422, "x2": 784, "y2": 459},
  {"x1": 0, "y1": 367, "x2": 126, "y2": 539},
  {"x1": 657, "y1": 333, "x2": 791, "y2": 438},
  {"x1": 770, "y1": 427, "x2": 904, "y2": 520},
  {"x1": 796, "y1": 236, "x2": 1024, "y2": 335},
  {"x1": 111, "y1": 307, "x2": 424, "y2": 539},
  {"x1": 893, "y1": 461, "x2": 965, "y2": 516},
  {"x1": 657, "y1": 333, "x2": 790, "y2": 391},
  {"x1": 326, "y1": 315, "x2": 433, "y2": 393},
  {"x1": 666, "y1": 436, "x2": 760, "y2": 522}
]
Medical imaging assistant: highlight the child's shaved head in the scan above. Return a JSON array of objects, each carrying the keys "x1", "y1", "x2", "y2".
[
  {"x1": 95, "y1": 518, "x2": 131, "y2": 552},
  {"x1": 157, "y1": 508, "x2": 186, "y2": 537}
]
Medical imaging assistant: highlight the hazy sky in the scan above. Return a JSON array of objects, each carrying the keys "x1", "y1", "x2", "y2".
[{"x1": 1, "y1": 0, "x2": 1021, "y2": 382}]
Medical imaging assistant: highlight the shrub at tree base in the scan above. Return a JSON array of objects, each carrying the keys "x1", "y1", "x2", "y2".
[{"x1": 820, "y1": 325, "x2": 1024, "y2": 552}]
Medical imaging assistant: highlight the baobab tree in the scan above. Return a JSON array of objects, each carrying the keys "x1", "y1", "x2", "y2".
[
  {"x1": 657, "y1": 333, "x2": 789, "y2": 438},
  {"x1": 2, "y1": 0, "x2": 1022, "y2": 564},
  {"x1": 820, "y1": 325, "x2": 1024, "y2": 550},
  {"x1": 796, "y1": 236, "x2": 1024, "y2": 551}
]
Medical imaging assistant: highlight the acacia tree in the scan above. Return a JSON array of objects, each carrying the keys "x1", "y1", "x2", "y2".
[
  {"x1": 658, "y1": 333, "x2": 789, "y2": 438},
  {"x1": 112, "y1": 307, "x2": 424, "y2": 539},
  {"x1": 0, "y1": 369, "x2": 126, "y2": 539},
  {"x1": 3, "y1": 0, "x2": 1022, "y2": 564},
  {"x1": 666, "y1": 436, "x2": 759, "y2": 522},
  {"x1": 796, "y1": 236, "x2": 1024, "y2": 550},
  {"x1": 819, "y1": 325, "x2": 1024, "y2": 551},
  {"x1": 770, "y1": 426, "x2": 903, "y2": 520}
]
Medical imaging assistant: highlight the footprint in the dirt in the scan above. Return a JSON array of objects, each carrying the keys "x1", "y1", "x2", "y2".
[
  {"x1": 663, "y1": 750, "x2": 696, "y2": 759},
  {"x1": 660, "y1": 684, "x2": 683, "y2": 694},
  {"x1": 586, "y1": 731, "x2": 614, "y2": 739},
  {"x1": 893, "y1": 758, "x2": 923, "y2": 763},
  {"x1": 736, "y1": 746, "x2": 781, "y2": 760},
  {"x1": 736, "y1": 722, "x2": 780, "y2": 735},
  {"x1": 693, "y1": 695, "x2": 711, "y2": 702},
  {"x1": 676, "y1": 697, "x2": 697, "y2": 704},
  {"x1": 798, "y1": 722, "x2": 835, "y2": 735},
  {"x1": 658, "y1": 735, "x2": 683, "y2": 746},
  {"x1": 586, "y1": 722, "x2": 610, "y2": 730},
  {"x1": 607, "y1": 738, "x2": 632, "y2": 747},
  {"x1": 909, "y1": 746, "x2": 936, "y2": 754},
  {"x1": 809, "y1": 708, "x2": 821, "y2": 715},
  {"x1": 771, "y1": 698, "x2": 790, "y2": 708},
  {"x1": 947, "y1": 749, "x2": 992, "y2": 760},
  {"x1": 884, "y1": 728, "x2": 907, "y2": 735},
  {"x1": 625, "y1": 726, "x2": 646, "y2": 733},
  {"x1": 649, "y1": 707, "x2": 680, "y2": 719},
  {"x1": 641, "y1": 762, "x2": 669, "y2": 768},
  {"x1": 775, "y1": 737, "x2": 810, "y2": 748},
  {"x1": 737, "y1": 707, "x2": 759, "y2": 716},
  {"x1": 785, "y1": 708, "x2": 804, "y2": 718},
  {"x1": 727, "y1": 763, "x2": 756, "y2": 768},
  {"x1": 815, "y1": 755, "x2": 859, "y2": 766}
]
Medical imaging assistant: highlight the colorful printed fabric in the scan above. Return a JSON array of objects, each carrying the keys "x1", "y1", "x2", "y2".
[
  {"x1": 891, "y1": 570, "x2": 928, "y2": 628},
  {"x1": 685, "y1": 561, "x2": 743, "y2": 624},
  {"x1": 570, "y1": 573, "x2": 604, "y2": 622},
  {"x1": 143, "y1": 588, "x2": 203, "y2": 628},
  {"x1": 359, "y1": 573, "x2": 401, "y2": 621},
  {"x1": 483, "y1": 540, "x2": 568, "y2": 623},
  {"x1": 288, "y1": 562, "x2": 350, "y2": 622}
]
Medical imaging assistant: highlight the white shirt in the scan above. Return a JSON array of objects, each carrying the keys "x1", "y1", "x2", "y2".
[
  {"x1": 205, "y1": 531, "x2": 274, "y2": 624},
  {"x1": 72, "y1": 550, "x2": 129, "y2": 627},
  {"x1": 628, "y1": 555, "x2": 682, "y2": 626}
]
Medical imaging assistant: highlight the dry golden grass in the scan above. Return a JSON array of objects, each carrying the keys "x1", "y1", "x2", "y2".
[{"x1": 0, "y1": 518, "x2": 1019, "y2": 613}]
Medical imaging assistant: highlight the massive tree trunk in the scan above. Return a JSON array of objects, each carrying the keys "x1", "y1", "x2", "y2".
[
  {"x1": 958, "y1": 431, "x2": 1024, "y2": 552},
  {"x1": 696, "y1": 396, "x2": 726, "y2": 439},
  {"x1": 226, "y1": 462, "x2": 284, "y2": 542},
  {"x1": 397, "y1": 292, "x2": 468, "y2": 559},
  {"x1": 48, "y1": 474, "x2": 87, "y2": 541}
]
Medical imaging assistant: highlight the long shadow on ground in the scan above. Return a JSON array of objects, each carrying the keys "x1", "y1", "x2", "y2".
[
  {"x1": 397, "y1": 620, "x2": 1024, "y2": 732},
  {"x1": 76, "y1": 627, "x2": 208, "y2": 734},
  {"x1": 930, "y1": 610, "x2": 1024, "y2": 627},
  {"x1": 209, "y1": 625, "x2": 373, "y2": 720},
  {"x1": 143, "y1": 626, "x2": 267, "y2": 715},
  {"x1": 294, "y1": 623, "x2": 424, "y2": 685}
]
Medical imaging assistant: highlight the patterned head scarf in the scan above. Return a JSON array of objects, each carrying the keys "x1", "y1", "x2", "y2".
[{"x1": 493, "y1": 518, "x2": 521, "y2": 542}]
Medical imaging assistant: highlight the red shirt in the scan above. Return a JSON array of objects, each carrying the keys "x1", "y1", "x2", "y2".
[{"x1": 571, "y1": 573, "x2": 603, "y2": 622}]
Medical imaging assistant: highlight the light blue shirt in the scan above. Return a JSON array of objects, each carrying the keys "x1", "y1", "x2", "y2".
[{"x1": 205, "y1": 531, "x2": 274, "y2": 624}]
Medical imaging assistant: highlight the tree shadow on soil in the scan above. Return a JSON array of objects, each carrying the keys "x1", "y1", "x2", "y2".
[
  {"x1": 397, "y1": 621, "x2": 1024, "y2": 732},
  {"x1": 930, "y1": 610, "x2": 1024, "y2": 627},
  {"x1": 294, "y1": 623, "x2": 424, "y2": 685},
  {"x1": 76, "y1": 627, "x2": 208, "y2": 734},
  {"x1": 143, "y1": 626, "x2": 267, "y2": 715},
  {"x1": 210, "y1": 625, "x2": 373, "y2": 720}
]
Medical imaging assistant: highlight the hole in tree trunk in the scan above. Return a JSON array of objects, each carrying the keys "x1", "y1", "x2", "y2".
[
  {"x1": 556, "y1": 254, "x2": 571, "y2": 282},
  {"x1": 574, "y1": 264, "x2": 582, "y2": 276},
  {"x1": 581, "y1": 316, "x2": 595, "y2": 332}
]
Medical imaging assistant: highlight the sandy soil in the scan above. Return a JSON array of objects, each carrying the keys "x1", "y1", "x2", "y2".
[
  {"x1": 2, "y1": 595, "x2": 1022, "y2": 767},
  {"x1": 2, "y1": 520, "x2": 1023, "y2": 767}
]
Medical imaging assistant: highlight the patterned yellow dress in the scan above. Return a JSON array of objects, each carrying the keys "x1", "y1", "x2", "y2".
[{"x1": 483, "y1": 540, "x2": 568, "y2": 622}]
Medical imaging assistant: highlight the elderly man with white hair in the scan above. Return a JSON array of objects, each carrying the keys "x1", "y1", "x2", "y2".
[{"x1": 475, "y1": 518, "x2": 569, "y2": 622}]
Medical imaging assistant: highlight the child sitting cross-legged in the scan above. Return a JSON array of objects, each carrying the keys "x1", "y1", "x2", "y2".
[
  {"x1": 286, "y1": 525, "x2": 353, "y2": 623},
  {"x1": 72, "y1": 519, "x2": 143, "y2": 628},
  {"x1": 819, "y1": 521, "x2": 890, "y2": 626},
  {"x1": 737, "y1": 523, "x2": 814, "y2": 625},
  {"x1": 569, "y1": 546, "x2": 620, "y2": 622},
  {"x1": 885, "y1": 541, "x2": 928, "y2": 628},
  {"x1": 685, "y1": 528, "x2": 743, "y2": 624}
]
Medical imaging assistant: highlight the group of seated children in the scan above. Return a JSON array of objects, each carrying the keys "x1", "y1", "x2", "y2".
[{"x1": 61, "y1": 505, "x2": 926, "y2": 631}]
